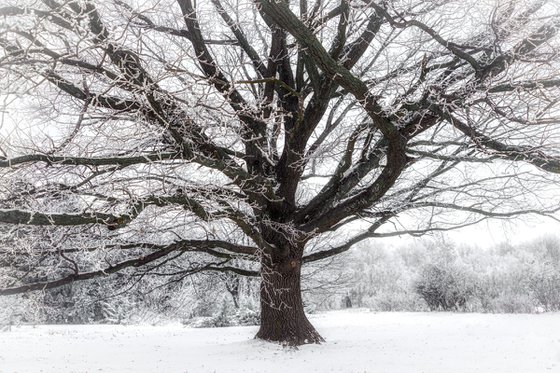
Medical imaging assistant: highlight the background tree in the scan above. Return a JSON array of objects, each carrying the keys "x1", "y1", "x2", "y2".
[{"x1": 1, "y1": 0, "x2": 560, "y2": 345}]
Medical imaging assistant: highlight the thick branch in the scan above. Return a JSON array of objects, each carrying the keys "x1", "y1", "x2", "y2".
[
  {"x1": 0, "y1": 153, "x2": 179, "y2": 168},
  {"x1": 0, "y1": 245, "x2": 177, "y2": 296},
  {"x1": 0, "y1": 239, "x2": 258, "y2": 295},
  {"x1": 447, "y1": 113, "x2": 560, "y2": 174},
  {"x1": 256, "y1": 0, "x2": 399, "y2": 139},
  {"x1": 0, "y1": 209, "x2": 119, "y2": 227}
]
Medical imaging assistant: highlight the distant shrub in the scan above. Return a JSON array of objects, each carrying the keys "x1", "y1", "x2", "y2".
[
  {"x1": 415, "y1": 263, "x2": 474, "y2": 311},
  {"x1": 364, "y1": 291, "x2": 427, "y2": 312},
  {"x1": 485, "y1": 292, "x2": 535, "y2": 313},
  {"x1": 186, "y1": 304, "x2": 260, "y2": 328},
  {"x1": 232, "y1": 308, "x2": 260, "y2": 326},
  {"x1": 528, "y1": 264, "x2": 560, "y2": 311}
]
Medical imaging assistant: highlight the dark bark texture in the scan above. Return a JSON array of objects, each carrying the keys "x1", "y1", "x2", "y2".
[{"x1": 255, "y1": 245, "x2": 324, "y2": 345}]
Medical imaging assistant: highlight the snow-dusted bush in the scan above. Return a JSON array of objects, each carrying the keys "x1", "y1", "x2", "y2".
[
  {"x1": 363, "y1": 290, "x2": 427, "y2": 312},
  {"x1": 344, "y1": 244, "x2": 424, "y2": 310},
  {"x1": 414, "y1": 263, "x2": 475, "y2": 311},
  {"x1": 485, "y1": 292, "x2": 535, "y2": 313},
  {"x1": 528, "y1": 264, "x2": 560, "y2": 311},
  {"x1": 0, "y1": 295, "x2": 36, "y2": 327},
  {"x1": 186, "y1": 302, "x2": 259, "y2": 328},
  {"x1": 231, "y1": 308, "x2": 260, "y2": 326}
]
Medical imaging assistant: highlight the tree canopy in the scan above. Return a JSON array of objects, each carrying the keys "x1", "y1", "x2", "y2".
[{"x1": 1, "y1": 0, "x2": 559, "y2": 344}]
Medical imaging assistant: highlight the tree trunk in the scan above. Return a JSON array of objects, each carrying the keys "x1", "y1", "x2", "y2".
[{"x1": 255, "y1": 249, "x2": 324, "y2": 346}]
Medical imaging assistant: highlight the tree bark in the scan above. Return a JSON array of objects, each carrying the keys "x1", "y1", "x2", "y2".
[{"x1": 255, "y1": 247, "x2": 324, "y2": 345}]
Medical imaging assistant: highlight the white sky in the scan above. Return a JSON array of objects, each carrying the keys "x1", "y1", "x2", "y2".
[
  {"x1": 445, "y1": 216, "x2": 560, "y2": 248},
  {"x1": 380, "y1": 215, "x2": 560, "y2": 249}
]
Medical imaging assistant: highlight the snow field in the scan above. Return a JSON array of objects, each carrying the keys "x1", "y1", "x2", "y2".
[{"x1": 0, "y1": 309, "x2": 559, "y2": 373}]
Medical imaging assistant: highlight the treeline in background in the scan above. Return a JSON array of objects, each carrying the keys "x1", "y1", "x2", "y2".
[{"x1": 1, "y1": 234, "x2": 559, "y2": 328}]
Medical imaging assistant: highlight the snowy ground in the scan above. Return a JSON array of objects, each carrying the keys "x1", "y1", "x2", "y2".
[{"x1": 0, "y1": 310, "x2": 559, "y2": 373}]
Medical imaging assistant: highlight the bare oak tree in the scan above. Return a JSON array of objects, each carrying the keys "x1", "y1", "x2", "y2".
[{"x1": 1, "y1": 0, "x2": 560, "y2": 344}]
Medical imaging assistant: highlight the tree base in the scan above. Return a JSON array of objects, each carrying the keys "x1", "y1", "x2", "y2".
[{"x1": 255, "y1": 314, "x2": 325, "y2": 346}]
